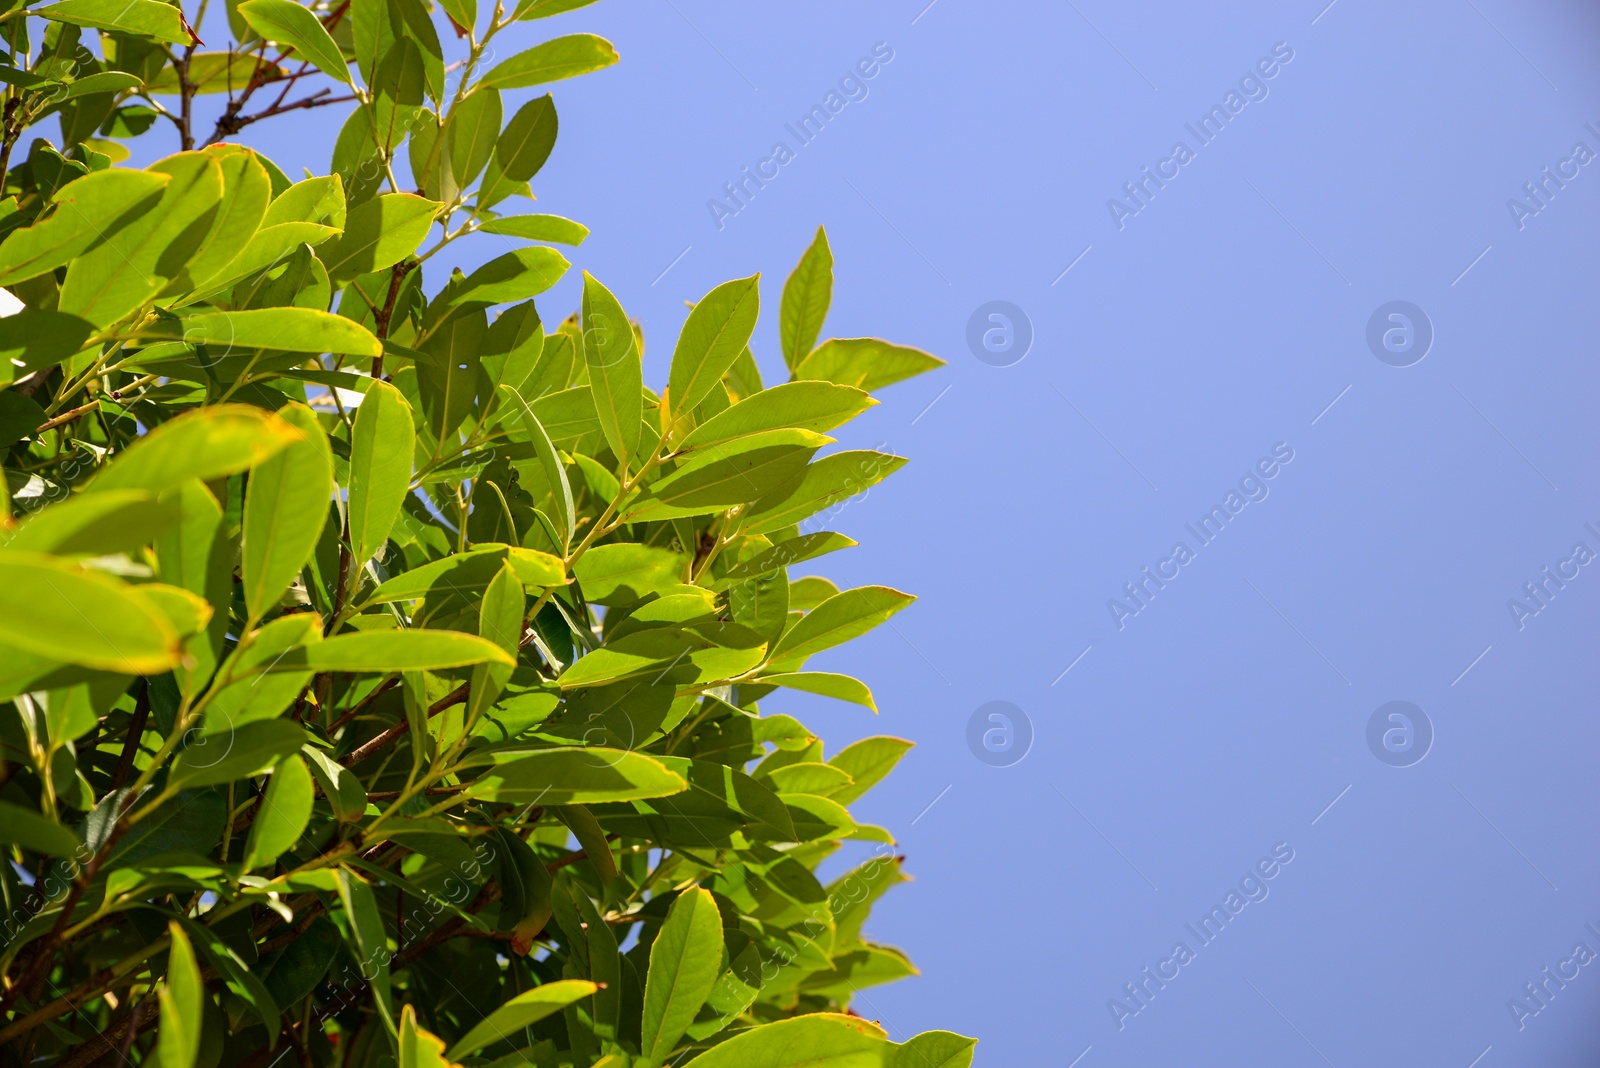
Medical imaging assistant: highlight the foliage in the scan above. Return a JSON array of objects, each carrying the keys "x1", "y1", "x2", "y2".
[{"x1": 0, "y1": 0, "x2": 971, "y2": 1065}]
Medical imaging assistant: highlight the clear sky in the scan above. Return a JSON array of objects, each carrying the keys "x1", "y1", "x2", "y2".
[{"x1": 157, "y1": 0, "x2": 1600, "y2": 1062}]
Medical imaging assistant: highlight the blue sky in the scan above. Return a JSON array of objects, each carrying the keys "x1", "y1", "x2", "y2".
[{"x1": 154, "y1": 0, "x2": 1600, "y2": 1062}]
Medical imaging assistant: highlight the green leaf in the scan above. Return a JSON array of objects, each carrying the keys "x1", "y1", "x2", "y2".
[
  {"x1": 511, "y1": 0, "x2": 598, "y2": 18},
  {"x1": 794, "y1": 338, "x2": 945, "y2": 392},
  {"x1": 267, "y1": 629, "x2": 515, "y2": 672},
  {"x1": 499, "y1": 386, "x2": 574, "y2": 549},
  {"x1": 59, "y1": 151, "x2": 222, "y2": 326},
  {"x1": 680, "y1": 381, "x2": 874, "y2": 450},
  {"x1": 756, "y1": 671, "x2": 875, "y2": 711},
  {"x1": 264, "y1": 174, "x2": 346, "y2": 228},
  {"x1": 667, "y1": 274, "x2": 760, "y2": 430},
  {"x1": 446, "y1": 980, "x2": 597, "y2": 1059},
  {"x1": 476, "y1": 93, "x2": 556, "y2": 208},
  {"x1": 0, "y1": 552, "x2": 179, "y2": 672},
  {"x1": 716, "y1": 531, "x2": 856, "y2": 587},
  {"x1": 888, "y1": 1032, "x2": 977, "y2": 1068},
  {"x1": 481, "y1": 33, "x2": 619, "y2": 90},
  {"x1": 572, "y1": 543, "x2": 684, "y2": 606},
  {"x1": 154, "y1": 308, "x2": 382, "y2": 356},
  {"x1": 182, "y1": 917, "x2": 281, "y2": 1038},
  {"x1": 157, "y1": 923, "x2": 203, "y2": 1068},
  {"x1": 238, "y1": 0, "x2": 352, "y2": 85},
  {"x1": 36, "y1": 0, "x2": 188, "y2": 43},
  {"x1": 0, "y1": 167, "x2": 168, "y2": 286},
  {"x1": 827, "y1": 736, "x2": 913, "y2": 806},
  {"x1": 466, "y1": 747, "x2": 687, "y2": 804},
  {"x1": 653, "y1": 757, "x2": 796, "y2": 842},
  {"x1": 625, "y1": 429, "x2": 826, "y2": 522},
  {"x1": 580, "y1": 271, "x2": 641, "y2": 467},
  {"x1": 641, "y1": 886, "x2": 723, "y2": 1061},
  {"x1": 768, "y1": 586, "x2": 914, "y2": 670},
  {"x1": 679, "y1": 1013, "x2": 889, "y2": 1067},
  {"x1": 177, "y1": 147, "x2": 272, "y2": 292},
  {"x1": 763, "y1": 762, "x2": 853, "y2": 796},
  {"x1": 490, "y1": 824, "x2": 552, "y2": 952},
  {"x1": 204, "y1": 613, "x2": 320, "y2": 729},
  {"x1": 241, "y1": 754, "x2": 313, "y2": 870},
  {"x1": 436, "y1": 0, "x2": 473, "y2": 30},
  {"x1": 321, "y1": 193, "x2": 438, "y2": 285},
  {"x1": 191, "y1": 220, "x2": 339, "y2": 297},
  {"x1": 531, "y1": 385, "x2": 598, "y2": 441},
  {"x1": 154, "y1": 481, "x2": 229, "y2": 699},
  {"x1": 0, "y1": 310, "x2": 95, "y2": 373},
  {"x1": 787, "y1": 575, "x2": 839, "y2": 611},
  {"x1": 480, "y1": 213, "x2": 587, "y2": 245},
  {"x1": 398, "y1": 1005, "x2": 453, "y2": 1068},
  {"x1": 414, "y1": 306, "x2": 483, "y2": 443},
  {"x1": 347, "y1": 379, "x2": 414, "y2": 566},
  {"x1": 451, "y1": 246, "x2": 569, "y2": 305},
  {"x1": 92, "y1": 404, "x2": 300, "y2": 494},
  {"x1": 557, "y1": 631, "x2": 765, "y2": 690},
  {"x1": 60, "y1": 71, "x2": 142, "y2": 98},
  {"x1": 146, "y1": 52, "x2": 284, "y2": 95},
  {"x1": 0, "y1": 390, "x2": 45, "y2": 447},
  {"x1": 169, "y1": 719, "x2": 307, "y2": 788},
  {"x1": 741, "y1": 450, "x2": 907, "y2": 537},
  {"x1": 349, "y1": 0, "x2": 398, "y2": 86},
  {"x1": 555, "y1": 804, "x2": 615, "y2": 884},
  {"x1": 241, "y1": 403, "x2": 333, "y2": 619},
  {"x1": 301, "y1": 744, "x2": 367, "y2": 820},
  {"x1": 466, "y1": 560, "x2": 522, "y2": 723},
  {"x1": 445, "y1": 86, "x2": 500, "y2": 189},
  {"x1": 781, "y1": 225, "x2": 832, "y2": 368},
  {"x1": 0, "y1": 799, "x2": 80, "y2": 855},
  {"x1": 482, "y1": 300, "x2": 544, "y2": 392},
  {"x1": 337, "y1": 868, "x2": 395, "y2": 1029},
  {"x1": 257, "y1": 915, "x2": 341, "y2": 1009},
  {"x1": 361, "y1": 544, "x2": 542, "y2": 605}
]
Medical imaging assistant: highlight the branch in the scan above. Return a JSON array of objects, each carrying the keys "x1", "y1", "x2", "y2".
[
  {"x1": 53, "y1": 993, "x2": 159, "y2": 1068},
  {"x1": 35, "y1": 399, "x2": 98, "y2": 435},
  {"x1": 340, "y1": 682, "x2": 469, "y2": 768}
]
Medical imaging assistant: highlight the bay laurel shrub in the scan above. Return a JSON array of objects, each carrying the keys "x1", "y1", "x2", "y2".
[{"x1": 0, "y1": 0, "x2": 975, "y2": 1065}]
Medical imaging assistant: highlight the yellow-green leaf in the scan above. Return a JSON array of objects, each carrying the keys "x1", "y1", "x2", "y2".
[
  {"x1": 0, "y1": 553, "x2": 179, "y2": 673},
  {"x1": 238, "y1": 0, "x2": 352, "y2": 85},
  {"x1": 347, "y1": 379, "x2": 414, "y2": 566},
  {"x1": 241, "y1": 403, "x2": 333, "y2": 619},
  {"x1": 480, "y1": 33, "x2": 618, "y2": 90}
]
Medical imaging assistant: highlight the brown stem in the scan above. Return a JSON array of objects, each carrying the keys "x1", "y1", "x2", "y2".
[
  {"x1": 223, "y1": 89, "x2": 354, "y2": 138},
  {"x1": 177, "y1": 42, "x2": 196, "y2": 150},
  {"x1": 203, "y1": 0, "x2": 351, "y2": 147},
  {"x1": 53, "y1": 994, "x2": 159, "y2": 1068},
  {"x1": 0, "y1": 97, "x2": 21, "y2": 190},
  {"x1": 370, "y1": 260, "x2": 415, "y2": 379},
  {"x1": 107, "y1": 680, "x2": 150, "y2": 794},
  {"x1": 339, "y1": 681, "x2": 469, "y2": 768},
  {"x1": 35, "y1": 400, "x2": 99, "y2": 434},
  {"x1": 326, "y1": 675, "x2": 400, "y2": 734}
]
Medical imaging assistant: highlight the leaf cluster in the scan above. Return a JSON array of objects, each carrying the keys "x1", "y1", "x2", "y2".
[{"x1": 0, "y1": 2, "x2": 967, "y2": 1065}]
